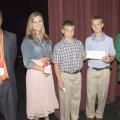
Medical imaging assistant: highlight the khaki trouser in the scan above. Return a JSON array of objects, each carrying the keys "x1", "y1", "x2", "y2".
[
  {"x1": 59, "y1": 72, "x2": 82, "y2": 120},
  {"x1": 86, "y1": 68, "x2": 110, "y2": 119}
]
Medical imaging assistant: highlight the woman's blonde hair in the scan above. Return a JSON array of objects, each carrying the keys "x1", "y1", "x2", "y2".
[{"x1": 26, "y1": 12, "x2": 49, "y2": 42}]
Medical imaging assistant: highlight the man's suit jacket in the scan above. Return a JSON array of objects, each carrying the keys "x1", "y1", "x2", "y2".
[
  {"x1": 0, "y1": 30, "x2": 17, "y2": 120},
  {"x1": 3, "y1": 30, "x2": 17, "y2": 98}
]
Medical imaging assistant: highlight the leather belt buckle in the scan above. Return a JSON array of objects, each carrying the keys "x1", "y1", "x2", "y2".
[
  {"x1": 71, "y1": 70, "x2": 80, "y2": 74},
  {"x1": 63, "y1": 70, "x2": 80, "y2": 74},
  {"x1": 92, "y1": 66, "x2": 110, "y2": 71}
]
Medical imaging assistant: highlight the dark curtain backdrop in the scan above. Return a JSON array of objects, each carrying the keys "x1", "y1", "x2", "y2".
[{"x1": 48, "y1": 0, "x2": 120, "y2": 114}]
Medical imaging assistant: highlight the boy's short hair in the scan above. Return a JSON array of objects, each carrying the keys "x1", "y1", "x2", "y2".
[
  {"x1": 91, "y1": 16, "x2": 103, "y2": 23},
  {"x1": 62, "y1": 20, "x2": 75, "y2": 27}
]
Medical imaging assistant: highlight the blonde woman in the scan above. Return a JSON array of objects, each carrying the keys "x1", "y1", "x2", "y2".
[{"x1": 21, "y1": 12, "x2": 59, "y2": 120}]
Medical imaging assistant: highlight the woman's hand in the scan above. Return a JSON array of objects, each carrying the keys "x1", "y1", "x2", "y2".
[
  {"x1": 42, "y1": 72, "x2": 50, "y2": 77},
  {"x1": 33, "y1": 65, "x2": 44, "y2": 71},
  {"x1": 44, "y1": 57, "x2": 50, "y2": 62}
]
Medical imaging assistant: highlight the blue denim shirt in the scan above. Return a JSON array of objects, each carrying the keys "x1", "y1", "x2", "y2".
[{"x1": 21, "y1": 36, "x2": 52, "y2": 69}]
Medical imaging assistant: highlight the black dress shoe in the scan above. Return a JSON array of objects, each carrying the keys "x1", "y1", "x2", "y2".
[
  {"x1": 87, "y1": 118, "x2": 93, "y2": 120},
  {"x1": 96, "y1": 118, "x2": 102, "y2": 120}
]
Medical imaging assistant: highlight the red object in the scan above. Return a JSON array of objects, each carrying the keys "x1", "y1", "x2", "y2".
[
  {"x1": 44, "y1": 61, "x2": 49, "y2": 67},
  {"x1": 0, "y1": 61, "x2": 3, "y2": 67}
]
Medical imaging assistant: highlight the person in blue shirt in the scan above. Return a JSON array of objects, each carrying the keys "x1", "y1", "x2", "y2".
[
  {"x1": 85, "y1": 16, "x2": 116, "y2": 120},
  {"x1": 21, "y1": 12, "x2": 58, "y2": 120}
]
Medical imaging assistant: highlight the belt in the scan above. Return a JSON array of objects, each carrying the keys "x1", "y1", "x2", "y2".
[
  {"x1": 63, "y1": 70, "x2": 80, "y2": 74},
  {"x1": 91, "y1": 66, "x2": 110, "y2": 71}
]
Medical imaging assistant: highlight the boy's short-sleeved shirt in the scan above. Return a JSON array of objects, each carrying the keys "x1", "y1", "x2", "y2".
[
  {"x1": 85, "y1": 33, "x2": 116, "y2": 68},
  {"x1": 52, "y1": 38, "x2": 84, "y2": 73}
]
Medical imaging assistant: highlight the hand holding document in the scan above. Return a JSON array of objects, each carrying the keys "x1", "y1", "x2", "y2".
[
  {"x1": 43, "y1": 64, "x2": 51, "y2": 74},
  {"x1": 86, "y1": 50, "x2": 106, "y2": 59},
  {"x1": 31, "y1": 59, "x2": 51, "y2": 74},
  {"x1": 62, "y1": 87, "x2": 66, "y2": 92}
]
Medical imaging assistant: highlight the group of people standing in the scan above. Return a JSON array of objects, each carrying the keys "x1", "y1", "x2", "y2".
[
  {"x1": 0, "y1": 9, "x2": 120, "y2": 120},
  {"x1": 52, "y1": 16, "x2": 115, "y2": 120}
]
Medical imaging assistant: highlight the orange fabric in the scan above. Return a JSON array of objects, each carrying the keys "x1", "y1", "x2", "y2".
[{"x1": 0, "y1": 30, "x2": 9, "y2": 81}]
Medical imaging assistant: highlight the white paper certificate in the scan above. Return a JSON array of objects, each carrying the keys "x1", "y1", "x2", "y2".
[
  {"x1": 31, "y1": 59, "x2": 51, "y2": 74},
  {"x1": 86, "y1": 50, "x2": 106, "y2": 59},
  {"x1": 44, "y1": 65, "x2": 51, "y2": 74}
]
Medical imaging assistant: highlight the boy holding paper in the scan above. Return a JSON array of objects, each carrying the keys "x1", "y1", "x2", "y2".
[{"x1": 85, "y1": 16, "x2": 115, "y2": 120}]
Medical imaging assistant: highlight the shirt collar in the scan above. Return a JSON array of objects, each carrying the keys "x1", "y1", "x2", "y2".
[
  {"x1": 91, "y1": 32, "x2": 106, "y2": 41},
  {"x1": 62, "y1": 37, "x2": 76, "y2": 44}
]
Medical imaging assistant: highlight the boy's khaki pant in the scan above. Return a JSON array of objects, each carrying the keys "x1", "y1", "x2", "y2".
[
  {"x1": 86, "y1": 68, "x2": 110, "y2": 119},
  {"x1": 59, "y1": 72, "x2": 82, "y2": 120}
]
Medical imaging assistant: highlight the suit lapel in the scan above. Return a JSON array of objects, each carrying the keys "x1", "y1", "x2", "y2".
[{"x1": 3, "y1": 31, "x2": 10, "y2": 60}]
